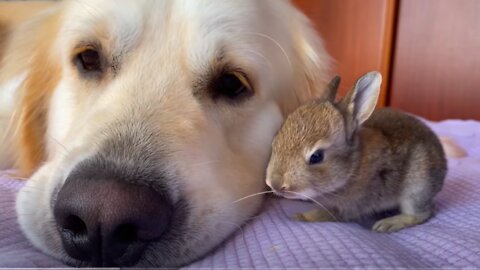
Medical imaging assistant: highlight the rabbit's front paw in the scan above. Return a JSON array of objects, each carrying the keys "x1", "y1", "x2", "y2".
[{"x1": 372, "y1": 214, "x2": 421, "y2": 233}]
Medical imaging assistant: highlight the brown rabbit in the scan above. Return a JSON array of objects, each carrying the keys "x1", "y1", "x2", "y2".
[{"x1": 266, "y1": 72, "x2": 447, "y2": 233}]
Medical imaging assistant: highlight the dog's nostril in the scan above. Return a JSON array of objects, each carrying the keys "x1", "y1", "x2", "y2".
[
  {"x1": 63, "y1": 215, "x2": 88, "y2": 236},
  {"x1": 56, "y1": 214, "x2": 91, "y2": 262},
  {"x1": 114, "y1": 223, "x2": 138, "y2": 244}
]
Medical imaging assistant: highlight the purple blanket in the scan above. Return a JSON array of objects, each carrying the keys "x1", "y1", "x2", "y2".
[{"x1": 1, "y1": 119, "x2": 480, "y2": 268}]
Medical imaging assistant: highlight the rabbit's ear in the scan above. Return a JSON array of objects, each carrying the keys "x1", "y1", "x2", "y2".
[
  {"x1": 323, "y1": 75, "x2": 341, "y2": 103},
  {"x1": 341, "y1": 71, "x2": 382, "y2": 125}
]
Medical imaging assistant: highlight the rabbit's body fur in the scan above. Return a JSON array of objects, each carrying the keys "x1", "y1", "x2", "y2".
[
  {"x1": 329, "y1": 109, "x2": 445, "y2": 222},
  {"x1": 266, "y1": 73, "x2": 447, "y2": 232}
]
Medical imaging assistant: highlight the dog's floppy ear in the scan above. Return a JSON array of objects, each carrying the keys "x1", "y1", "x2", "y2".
[
  {"x1": 14, "y1": 10, "x2": 62, "y2": 177},
  {"x1": 279, "y1": 7, "x2": 331, "y2": 115}
]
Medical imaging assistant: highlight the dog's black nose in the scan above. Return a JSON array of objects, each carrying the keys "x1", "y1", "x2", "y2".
[{"x1": 53, "y1": 170, "x2": 172, "y2": 266}]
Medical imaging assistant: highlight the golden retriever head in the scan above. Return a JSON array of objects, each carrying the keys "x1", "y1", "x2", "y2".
[{"x1": 14, "y1": 0, "x2": 329, "y2": 267}]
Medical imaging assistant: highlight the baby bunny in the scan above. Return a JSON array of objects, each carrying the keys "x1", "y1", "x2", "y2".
[{"x1": 266, "y1": 72, "x2": 447, "y2": 233}]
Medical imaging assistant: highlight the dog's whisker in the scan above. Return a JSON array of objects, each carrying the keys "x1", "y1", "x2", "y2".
[
  {"x1": 218, "y1": 221, "x2": 246, "y2": 242},
  {"x1": 284, "y1": 191, "x2": 338, "y2": 221},
  {"x1": 46, "y1": 135, "x2": 69, "y2": 156},
  {"x1": 228, "y1": 48, "x2": 273, "y2": 70},
  {"x1": 243, "y1": 32, "x2": 292, "y2": 71},
  {"x1": 232, "y1": 190, "x2": 274, "y2": 204}
]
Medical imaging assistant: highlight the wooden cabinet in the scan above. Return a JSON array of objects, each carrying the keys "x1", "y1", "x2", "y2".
[
  {"x1": 294, "y1": 0, "x2": 396, "y2": 107},
  {"x1": 390, "y1": 0, "x2": 480, "y2": 120},
  {"x1": 294, "y1": 0, "x2": 480, "y2": 120}
]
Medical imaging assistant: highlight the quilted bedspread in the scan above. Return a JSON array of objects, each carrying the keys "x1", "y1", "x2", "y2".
[{"x1": 1, "y1": 119, "x2": 479, "y2": 268}]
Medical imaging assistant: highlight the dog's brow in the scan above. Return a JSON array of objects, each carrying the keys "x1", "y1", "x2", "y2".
[{"x1": 191, "y1": 47, "x2": 226, "y2": 99}]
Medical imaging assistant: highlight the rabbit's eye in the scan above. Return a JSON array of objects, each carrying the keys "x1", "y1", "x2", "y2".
[{"x1": 309, "y1": 150, "x2": 324, "y2": 165}]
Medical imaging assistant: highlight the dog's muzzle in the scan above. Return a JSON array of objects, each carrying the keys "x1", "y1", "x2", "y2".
[{"x1": 53, "y1": 157, "x2": 173, "y2": 266}]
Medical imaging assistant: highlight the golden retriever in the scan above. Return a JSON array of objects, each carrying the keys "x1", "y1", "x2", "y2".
[{"x1": 0, "y1": 0, "x2": 330, "y2": 267}]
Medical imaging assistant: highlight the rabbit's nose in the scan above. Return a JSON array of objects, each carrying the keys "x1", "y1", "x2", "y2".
[{"x1": 268, "y1": 181, "x2": 292, "y2": 193}]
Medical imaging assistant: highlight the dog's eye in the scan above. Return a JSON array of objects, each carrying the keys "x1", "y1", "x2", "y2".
[
  {"x1": 74, "y1": 48, "x2": 103, "y2": 76},
  {"x1": 212, "y1": 72, "x2": 252, "y2": 102},
  {"x1": 309, "y1": 150, "x2": 324, "y2": 165}
]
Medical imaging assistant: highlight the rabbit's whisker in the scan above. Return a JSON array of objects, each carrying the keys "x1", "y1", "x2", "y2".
[
  {"x1": 232, "y1": 190, "x2": 274, "y2": 203},
  {"x1": 284, "y1": 191, "x2": 338, "y2": 221}
]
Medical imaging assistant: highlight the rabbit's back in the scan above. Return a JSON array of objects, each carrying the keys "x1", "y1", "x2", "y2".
[
  {"x1": 365, "y1": 109, "x2": 437, "y2": 147},
  {"x1": 364, "y1": 108, "x2": 446, "y2": 194}
]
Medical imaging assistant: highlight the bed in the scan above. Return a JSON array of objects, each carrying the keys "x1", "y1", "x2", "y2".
[{"x1": 1, "y1": 119, "x2": 479, "y2": 268}]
